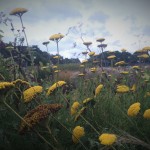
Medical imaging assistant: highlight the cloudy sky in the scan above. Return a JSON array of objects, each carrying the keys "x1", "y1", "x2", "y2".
[{"x1": 0, "y1": 0, "x2": 150, "y2": 60}]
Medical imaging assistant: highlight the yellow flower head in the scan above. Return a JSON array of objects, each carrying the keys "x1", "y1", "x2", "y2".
[
  {"x1": 132, "y1": 66, "x2": 140, "y2": 69},
  {"x1": 46, "y1": 81, "x2": 66, "y2": 95},
  {"x1": 6, "y1": 46, "x2": 14, "y2": 51},
  {"x1": 80, "y1": 65, "x2": 85, "y2": 68},
  {"x1": 99, "y1": 133, "x2": 117, "y2": 145},
  {"x1": 81, "y1": 60, "x2": 88, "y2": 63},
  {"x1": 54, "y1": 70, "x2": 61, "y2": 73},
  {"x1": 116, "y1": 85, "x2": 129, "y2": 93},
  {"x1": 83, "y1": 42, "x2": 92, "y2": 46},
  {"x1": 71, "y1": 101, "x2": 80, "y2": 115},
  {"x1": 135, "y1": 49, "x2": 143, "y2": 53},
  {"x1": 120, "y1": 71, "x2": 129, "y2": 75},
  {"x1": 90, "y1": 67, "x2": 97, "y2": 73},
  {"x1": 127, "y1": 102, "x2": 141, "y2": 117},
  {"x1": 52, "y1": 65, "x2": 58, "y2": 69},
  {"x1": 53, "y1": 56, "x2": 60, "y2": 59},
  {"x1": 0, "y1": 82, "x2": 14, "y2": 90},
  {"x1": 72, "y1": 126, "x2": 85, "y2": 143},
  {"x1": 23, "y1": 86, "x2": 43, "y2": 103},
  {"x1": 115, "y1": 61, "x2": 125, "y2": 66},
  {"x1": 138, "y1": 54, "x2": 149, "y2": 59},
  {"x1": 78, "y1": 73, "x2": 85, "y2": 77},
  {"x1": 49, "y1": 33, "x2": 64, "y2": 41},
  {"x1": 142, "y1": 46, "x2": 150, "y2": 51},
  {"x1": 107, "y1": 55, "x2": 116, "y2": 59},
  {"x1": 96, "y1": 38, "x2": 105, "y2": 42},
  {"x1": 41, "y1": 66, "x2": 49, "y2": 69},
  {"x1": 88, "y1": 51, "x2": 95, "y2": 56},
  {"x1": 143, "y1": 109, "x2": 150, "y2": 119},
  {"x1": 130, "y1": 84, "x2": 136, "y2": 92},
  {"x1": 10, "y1": 8, "x2": 28, "y2": 16},
  {"x1": 95, "y1": 84, "x2": 103, "y2": 97}
]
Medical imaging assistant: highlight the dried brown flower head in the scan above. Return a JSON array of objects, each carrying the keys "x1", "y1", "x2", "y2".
[{"x1": 19, "y1": 104, "x2": 63, "y2": 133}]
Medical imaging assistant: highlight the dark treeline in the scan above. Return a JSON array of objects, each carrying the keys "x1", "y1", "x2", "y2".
[{"x1": 0, "y1": 41, "x2": 150, "y2": 67}]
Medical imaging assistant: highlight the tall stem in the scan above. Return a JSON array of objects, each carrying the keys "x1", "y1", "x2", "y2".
[
  {"x1": 19, "y1": 15, "x2": 34, "y2": 75},
  {"x1": 19, "y1": 15, "x2": 29, "y2": 46},
  {"x1": 56, "y1": 40, "x2": 60, "y2": 65}
]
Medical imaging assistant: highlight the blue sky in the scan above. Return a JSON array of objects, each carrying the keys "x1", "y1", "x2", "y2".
[{"x1": 0, "y1": 0, "x2": 150, "y2": 60}]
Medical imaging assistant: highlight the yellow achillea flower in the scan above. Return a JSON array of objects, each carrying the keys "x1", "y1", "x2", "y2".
[
  {"x1": 72, "y1": 126, "x2": 85, "y2": 143},
  {"x1": 116, "y1": 85, "x2": 129, "y2": 93},
  {"x1": 71, "y1": 101, "x2": 80, "y2": 115},
  {"x1": 120, "y1": 71, "x2": 129, "y2": 75},
  {"x1": 53, "y1": 56, "x2": 60, "y2": 59},
  {"x1": 95, "y1": 84, "x2": 103, "y2": 97},
  {"x1": 54, "y1": 70, "x2": 61, "y2": 73},
  {"x1": 130, "y1": 84, "x2": 136, "y2": 92},
  {"x1": 143, "y1": 109, "x2": 150, "y2": 119},
  {"x1": 80, "y1": 65, "x2": 85, "y2": 68},
  {"x1": 90, "y1": 67, "x2": 97, "y2": 73},
  {"x1": 115, "y1": 61, "x2": 125, "y2": 66},
  {"x1": 142, "y1": 46, "x2": 150, "y2": 51},
  {"x1": 107, "y1": 55, "x2": 116, "y2": 59},
  {"x1": 99, "y1": 133, "x2": 117, "y2": 145},
  {"x1": 127, "y1": 102, "x2": 140, "y2": 117},
  {"x1": 132, "y1": 66, "x2": 140, "y2": 69},
  {"x1": 96, "y1": 38, "x2": 105, "y2": 42},
  {"x1": 6, "y1": 46, "x2": 14, "y2": 51},
  {"x1": 23, "y1": 86, "x2": 43, "y2": 103},
  {"x1": 78, "y1": 73, "x2": 85, "y2": 77},
  {"x1": 10, "y1": 8, "x2": 28, "y2": 16},
  {"x1": 41, "y1": 66, "x2": 49, "y2": 69},
  {"x1": 0, "y1": 82, "x2": 14, "y2": 90},
  {"x1": 88, "y1": 51, "x2": 95, "y2": 56},
  {"x1": 46, "y1": 81, "x2": 66, "y2": 95},
  {"x1": 49, "y1": 33, "x2": 64, "y2": 41},
  {"x1": 83, "y1": 41, "x2": 92, "y2": 46},
  {"x1": 81, "y1": 60, "x2": 88, "y2": 63},
  {"x1": 52, "y1": 65, "x2": 58, "y2": 69},
  {"x1": 138, "y1": 54, "x2": 149, "y2": 59}
]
